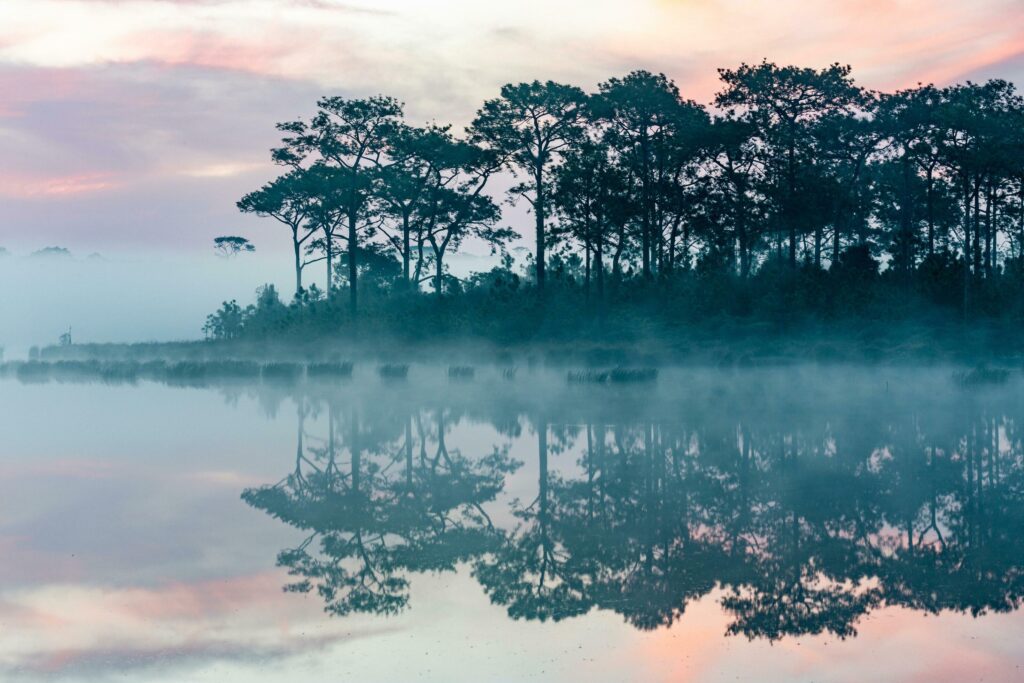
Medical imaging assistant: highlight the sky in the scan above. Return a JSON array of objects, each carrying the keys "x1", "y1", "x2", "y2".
[{"x1": 0, "y1": 0, "x2": 1022, "y2": 348}]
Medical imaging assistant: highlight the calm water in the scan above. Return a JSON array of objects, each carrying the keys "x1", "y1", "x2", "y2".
[{"x1": 1, "y1": 365, "x2": 1023, "y2": 682}]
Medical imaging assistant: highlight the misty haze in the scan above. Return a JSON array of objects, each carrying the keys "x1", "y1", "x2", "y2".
[{"x1": 2, "y1": 1, "x2": 1024, "y2": 682}]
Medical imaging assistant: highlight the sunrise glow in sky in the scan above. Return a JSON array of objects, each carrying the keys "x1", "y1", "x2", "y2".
[{"x1": 1, "y1": 0, "x2": 1022, "y2": 252}]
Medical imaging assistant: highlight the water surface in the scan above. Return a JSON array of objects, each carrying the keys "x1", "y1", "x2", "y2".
[{"x1": 1, "y1": 366, "x2": 1022, "y2": 682}]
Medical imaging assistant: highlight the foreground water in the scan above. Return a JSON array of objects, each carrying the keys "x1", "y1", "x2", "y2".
[{"x1": 1, "y1": 365, "x2": 1023, "y2": 682}]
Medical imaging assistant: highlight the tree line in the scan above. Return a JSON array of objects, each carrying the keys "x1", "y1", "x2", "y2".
[{"x1": 223, "y1": 61, "x2": 1024, "y2": 339}]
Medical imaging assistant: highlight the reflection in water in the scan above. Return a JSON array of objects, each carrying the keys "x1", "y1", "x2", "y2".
[
  {"x1": 238, "y1": 369, "x2": 1024, "y2": 642},
  {"x1": 243, "y1": 398, "x2": 519, "y2": 617}
]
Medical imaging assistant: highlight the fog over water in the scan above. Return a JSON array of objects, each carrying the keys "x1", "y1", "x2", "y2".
[
  {"x1": 0, "y1": 247, "x2": 505, "y2": 358},
  {"x1": 3, "y1": 2, "x2": 1024, "y2": 681},
  {"x1": 0, "y1": 251, "x2": 277, "y2": 356}
]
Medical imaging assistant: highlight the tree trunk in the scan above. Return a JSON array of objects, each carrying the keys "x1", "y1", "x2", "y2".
[
  {"x1": 737, "y1": 187, "x2": 752, "y2": 277},
  {"x1": 349, "y1": 406, "x2": 360, "y2": 494},
  {"x1": 295, "y1": 399, "x2": 305, "y2": 472},
  {"x1": 584, "y1": 234, "x2": 591, "y2": 303},
  {"x1": 402, "y1": 212, "x2": 411, "y2": 285},
  {"x1": 985, "y1": 182, "x2": 994, "y2": 276},
  {"x1": 348, "y1": 212, "x2": 358, "y2": 319},
  {"x1": 535, "y1": 166, "x2": 546, "y2": 292},
  {"x1": 414, "y1": 233, "x2": 425, "y2": 284},
  {"x1": 739, "y1": 228, "x2": 749, "y2": 278},
  {"x1": 435, "y1": 254, "x2": 444, "y2": 297},
  {"x1": 1019, "y1": 176, "x2": 1024, "y2": 259},
  {"x1": 641, "y1": 133, "x2": 652, "y2": 279},
  {"x1": 325, "y1": 228, "x2": 334, "y2": 297},
  {"x1": 682, "y1": 222, "x2": 690, "y2": 271},
  {"x1": 901, "y1": 156, "x2": 913, "y2": 275},
  {"x1": 963, "y1": 176, "x2": 972, "y2": 319},
  {"x1": 787, "y1": 140, "x2": 797, "y2": 267},
  {"x1": 972, "y1": 176, "x2": 982, "y2": 276},
  {"x1": 832, "y1": 213, "x2": 842, "y2": 267},
  {"x1": 538, "y1": 420, "x2": 548, "y2": 527},
  {"x1": 926, "y1": 167, "x2": 935, "y2": 256},
  {"x1": 405, "y1": 414, "x2": 413, "y2": 492},
  {"x1": 292, "y1": 228, "x2": 303, "y2": 296},
  {"x1": 1018, "y1": 176, "x2": 1024, "y2": 259}
]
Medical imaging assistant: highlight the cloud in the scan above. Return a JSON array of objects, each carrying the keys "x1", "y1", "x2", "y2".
[
  {"x1": 0, "y1": 0, "x2": 1020, "y2": 254},
  {"x1": 0, "y1": 172, "x2": 121, "y2": 198},
  {"x1": 0, "y1": 574, "x2": 402, "y2": 678},
  {"x1": 0, "y1": 60, "x2": 328, "y2": 251}
]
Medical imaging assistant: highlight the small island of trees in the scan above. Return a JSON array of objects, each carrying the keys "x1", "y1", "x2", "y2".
[{"x1": 206, "y1": 61, "x2": 1024, "y2": 358}]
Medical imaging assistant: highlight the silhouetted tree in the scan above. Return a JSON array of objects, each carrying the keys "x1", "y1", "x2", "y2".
[
  {"x1": 469, "y1": 81, "x2": 587, "y2": 292},
  {"x1": 213, "y1": 235, "x2": 255, "y2": 258},
  {"x1": 224, "y1": 63, "x2": 1024, "y2": 341},
  {"x1": 274, "y1": 96, "x2": 404, "y2": 315},
  {"x1": 237, "y1": 170, "x2": 316, "y2": 296},
  {"x1": 716, "y1": 62, "x2": 868, "y2": 267}
]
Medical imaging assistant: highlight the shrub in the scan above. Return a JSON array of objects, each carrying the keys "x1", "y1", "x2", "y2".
[
  {"x1": 378, "y1": 364, "x2": 409, "y2": 380},
  {"x1": 307, "y1": 362, "x2": 354, "y2": 379},
  {"x1": 448, "y1": 366, "x2": 475, "y2": 380}
]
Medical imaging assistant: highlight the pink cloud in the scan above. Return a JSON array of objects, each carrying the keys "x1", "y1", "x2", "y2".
[
  {"x1": 114, "y1": 29, "x2": 298, "y2": 77},
  {"x1": 0, "y1": 571, "x2": 399, "y2": 676},
  {"x1": 0, "y1": 172, "x2": 121, "y2": 199},
  {"x1": 104, "y1": 572, "x2": 291, "y2": 621},
  {"x1": 618, "y1": 595, "x2": 1024, "y2": 683},
  {"x1": 0, "y1": 0, "x2": 1020, "y2": 252},
  {"x1": 606, "y1": 0, "x2": 1024, "y2": 101}
]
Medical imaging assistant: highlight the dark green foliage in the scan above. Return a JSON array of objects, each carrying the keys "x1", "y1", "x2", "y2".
[
  {"x1": 216, "y1": 62, "x2": 1024, "y2": 356},
  {"x1": 98, "y1": 362, "x2": 139, "y2": 384},
  {"x1": 4, "y1": 360, "x2": 144, "y2": 384},
  {"x1": 14, "y1": 361, "x2": 52, "y2": 383},
  {"x1": 609, "y1": 367, "x2": 658, "y2": 383},
  {"x1": 567, "y1": 369, "x2": 610, "y2": 383},
  {"x1": 203, "y1": 300, "x2": 246, "y2": 340},
  {"x1": 162, "y1": 360, "x2": 261, "y2": 384},
  {"x1": 448, "y1": 365, "x2": 475, "y2": 380},
  {"x1": 954, "y1": 366, "x2": 1011, "y2": 387},
  {"x1": 568, "y1": 367, "x2": 658, "y2": 384},
  {"x1": 378, "y1": 364, "x2": 409, "y2": 380},
  {"x1": 30, "y1": 246, "x2": 72, "y2": 259},
  {"x1": 165, "y1": 362, "x2": 210, "y2": 383},
  {"x1": 262, "y1": 362, "x2": 303, "y2": 382},
  {"x1": 307, "y1": 362, "x2": 354, "y2": 379},
  {"x1": 213, "y1": 235, "x2": 255, "y2": 257},
  {"x1": 212, "y1": 360, "x2": 263, "y2": 379}
]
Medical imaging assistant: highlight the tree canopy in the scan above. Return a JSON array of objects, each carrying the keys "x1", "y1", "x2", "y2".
[{"x1": 222, "y1": 61, "x2": 1024, "y2": 341}]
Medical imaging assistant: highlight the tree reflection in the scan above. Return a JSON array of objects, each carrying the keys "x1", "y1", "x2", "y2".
[
  {"x1": 242, "y1": 397, "x2": 520, "y2": 616},
  {"x1": 241, "y1": 374, "x2": 1024, "y2": 640},
  {"x1": 473, "y1": 419, "x2": 592, "y2": 622}
]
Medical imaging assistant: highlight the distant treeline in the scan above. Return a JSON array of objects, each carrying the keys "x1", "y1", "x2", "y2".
[{"x1": 210, "y1": 62, "x2": 1024, "y2": 344}]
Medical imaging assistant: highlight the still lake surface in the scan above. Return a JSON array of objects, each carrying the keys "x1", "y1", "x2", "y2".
[{"x1": 1, "y1": 365, "x2": 1023, "y2": 682}]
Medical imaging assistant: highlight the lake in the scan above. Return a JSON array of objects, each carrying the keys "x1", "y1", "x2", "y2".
[{"x1": 1, "y1": 364, "x2": 1022, "y2": 682}]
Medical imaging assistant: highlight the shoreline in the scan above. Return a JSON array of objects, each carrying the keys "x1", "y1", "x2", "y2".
[{"x1": 15, "y1": 321, "x2": 1024, "y2": 369}]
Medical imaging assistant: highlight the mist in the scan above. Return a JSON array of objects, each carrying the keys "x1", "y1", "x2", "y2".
[
  {"x1": 0, "y1": 250, "x2": 282, "y2": 358},
  {"x1": 0, "y1": 244, "x2": 514, "y2": 359},
  {"x1": 3, "y1": 2, "x2": 1024, "y2": 680}
]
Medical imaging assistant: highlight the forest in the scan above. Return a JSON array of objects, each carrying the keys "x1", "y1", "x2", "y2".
[{"x1": 205, "y1": 61, "x2": 1024, "y2": 355}]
